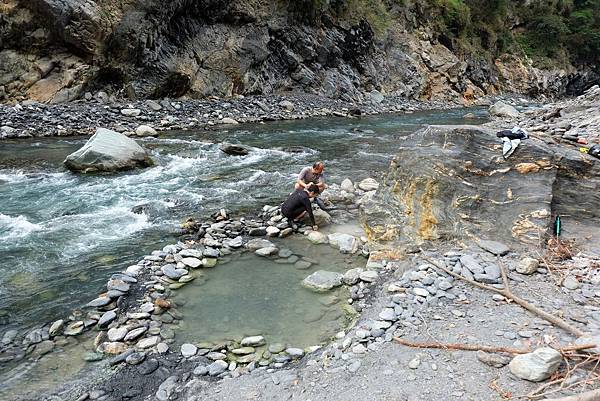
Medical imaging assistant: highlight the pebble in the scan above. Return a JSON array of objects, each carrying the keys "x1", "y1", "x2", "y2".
[
  {"x1": 408, "y1": 356, "x2": 421, "y2": 369},
  {"x1": 181, "y1": 343, "x2": 198, "y2": 357}
]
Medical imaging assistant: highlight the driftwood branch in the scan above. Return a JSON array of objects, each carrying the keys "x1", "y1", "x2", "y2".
[
  {"x1": 393, "y1": 337, "x2": 595, "y2": 355},
  {"x1": 419, "y1": 249, "x2": 585, "y2": 337}
]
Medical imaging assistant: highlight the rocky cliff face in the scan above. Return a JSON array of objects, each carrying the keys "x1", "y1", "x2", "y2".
[{"x1": 0, "y1": 0, "x2": 598, "y2": 104}]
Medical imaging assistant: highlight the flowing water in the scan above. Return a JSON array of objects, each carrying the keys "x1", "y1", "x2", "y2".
[{"x1": 0, "y1": 109, "x2": 486, "y2": 397}]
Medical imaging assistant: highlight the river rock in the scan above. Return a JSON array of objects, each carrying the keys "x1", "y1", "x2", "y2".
[
  {"x1": 563, "y1": 275, "x2": 580, "y2": 290},
  {"x1": 49, "y1": 320, "x2": 64, "y2": 337},
  {"x1": 307, "y1": 231, "x2": 328, "y2": 244},
  {"x1": 208, "y1": 360, "x2": 228, "y2": 376},
  {"x1": 489, "y1": 101, "x2": 520, "y2": 118},
  {"x1": 137, "y1": 336, "x2": 160, "y2": 349},
  {"x1": 124, "y1": 327, "x2": 148, "y2": 342},
  {"x1": 99, "y1": 341, "x2": 128, "y2": 355},
  {"x1": 266, "y1": 226, "x2": 280, "y2": 237},
  {"x1": 279, "y1": 100, "x2": 294, "y2": 111},
  {"x1": 341, "y1": 178, "x2": 354, "y2": 192},
  {"x1": 179, "y1": 249, "x2": 203, "y2": 258},
  {"x1": 202, "y1": 258, "x2": 217, "y2": 267},
  {"x1": 358, "y1": 178, "x2": 379, "y2": 191},
  {"x1": 108, "y1": 327, "x2": 128, "y2": 342},
  {"x1": 298, "y1": 209, "x2": 331, "y2": 228},
  {"x1": 509, "y1": 348, "x2": 561, "y2": 382},
  {"x1": 359, "y1": 270, "x2": 379, "y2": 282},
  {"x1": 219, "y1": 143, "x2": 249, "y2": 156},
  {"x1": 181, "y1": 343, "x2": 197, "y2": 357},
  {"x1": 245, "y1": 239, "x2": 275, "y2": 251},
  {"x1": 64, "y1": 321, "x2": 84, "y2": 336},
  {"x1": 221, "y1": 117, "x2": 238, "y2": 124},
  {"x1": 343, "y1": 268, "x2": 362, "y2": 285},
  {"x1": 181, "y1": 257, "x2": 202, "y2": 268},
  {"x1": 255, "y1": 247, "x2": 278, "y2": 256},
  {"x1": 327, "y1": 233, "x2": 359, "y2": 254},
  {"x1": 98, "y1": 311, "x2": 117, "y2": 328},
  {"x1": 107, "y1": 278, "x2": 130, "y2": 292},
  {"x1": 477, "y1": 350, "x2": 511, "y2": 368},
  {"x1": 302, "y1": 271, "x2": 343, "y2": 292},
  {"x1": 223, "y1": 236, "x2": 243, "y2": 248},
  {"x1": 161, "y1": 264, "x2": 187, "y2": 279},
  {"x1": 241, "y1": 336, "x2": 266, "y2": 347},
  {"x1": 139, "y1": 358, "x2": 160, "y2": 375},
  {"x1": 286, "y1": 348, "x2": 304, "y2": 358},
  {"x1": 477, "y1": 240, "x2": 509, "y2": 256},
  {"x1": 517, "y1": 257, "x2": 539, "y2": 275},
  {"x1": 121, "y1": 108, "x2": 141, "y2": 116},
  {"x1": 64, "y1": 128, "x2": 153, "y2": 173},
  {"x1": 86, "y1": 297, "x2": 112, "y2": 308},
  {"x1": 135, "y1": 125, "x2": 158, "y2": 137},
  {"x1": 232, "y1": 347, "x2": 255, "y2": 355}
]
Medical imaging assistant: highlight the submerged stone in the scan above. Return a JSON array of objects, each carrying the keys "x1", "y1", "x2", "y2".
[{"x1": 302, "y1": 271, "x2": 343, "y2": 292}]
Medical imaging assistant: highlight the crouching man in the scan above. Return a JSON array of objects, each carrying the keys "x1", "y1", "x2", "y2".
[{"x1": 281, "y1": 183, "x2": 320, "y2": 231}]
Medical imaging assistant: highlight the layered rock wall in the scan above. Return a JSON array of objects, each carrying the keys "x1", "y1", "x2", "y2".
[{"x1": 0, "y1": 0, "x2": 598, "y2": 103}]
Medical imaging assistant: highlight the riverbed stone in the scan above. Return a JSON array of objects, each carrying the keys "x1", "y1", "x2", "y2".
[
  {"x1": 563, "y1": 275, "x2": 580, "y2": 290},
  {"x1": 286, "y1": 348, "x2": 304, "y2": 358},
  {"x1": 124, "y1": 327, "x2": 148, "y2": 342},
  {"x1": 139, "y1": 358, "x2": 160, "y2": 375},
  {"x1": 232, "y1": 347, "x2": 255, "y2": 355},
  {"x1": 327, "y1": 233, "x2": 359, "y2": 254},
  {"x1": 302, "y1": 271, "x2": 343, "y2": 292},
  {"x1": 341, "y1": 178, "x2": 354, "y2": 192},
  {"x1": 343, "y1": 268, "x2": 362, "y2": 285},
  {"x1": 202, "y1": 258, "x2": 217, "y2": 268},
  {"x1": 477, "y1": 240, "x2": 510, "y2": 256},
  {"x1": 137, "y1": 336, "x2": 160, "y2": 349},
  {"x1": 358, "y1": 178, "x2": 379, "y2": 192},
  {"x1": 135, "y1": 125, "x2": 157, "y2": 137},
  {"x1": 294, "y1": 260, "x2": 312, "y2": 270},
  {"x1": 208, "y1": 360, "x2": 228, "y2": 376},
  {"x1": 223, "y1": 236, "x2": 243, "y2": 248},
  {"x1": 161, "y1": 264, "x2": 187, "y2": 279},
  {"x1": 241, "y1": 336, "x2": 266, "y2": 347},
  {"x1": 255, "y1": 247, "x2": 278, "y2": 256},
  {"x1": 48, "y1": 320, "x2": 64, "y2": 337},
  {"x1": 203, "y1": 247, "x2": 220, "y2": 258},
  {"x1": 359, "y1": 270, "x2": 379, "y2": 283},
  {"x1": 64, "y1": 128, "x2": 152, "y2": 173},
  {"x1": 181, "y1": 257, "x2": 202, "y2": 268},
  {"x1": 509, "y1": 347, "x2": 561, "y2": 382},
  {"x1": 246, "y1": 239, "x2": 275, "y2": 251},
  {"x1": 32, "y1": 340, "x2": 54, "y2": 357},
  {"x1": 108, "y1": 327, "x2": 128, "y2": 342},
  {"x1": 307, "y1": 231, "x2": 328, "y2": 244},
  {"x1": 517, "y1": 257, "x2": 539, "y2": 275},
  {"x1": 86, "y1": 297, "x2": 112, "y2": 308},
  {"x1": 98, "y1": 311, "x2": 117, "y2": 328},
  {"x1": 181, "y1": 343, "x2": 197, "y2": 357},
  {"x1": 99, "y1": 341, "x2": 128, "y2": 355},
  {"x1": 266, "y1": 226, "x2": 280, "y2": 237},
  {"x1": 180, "y1": 249, "x2": 202, "y2": 258},
  {"x1": 121, "y1": 108, "x2": 141, "y2": 116},
  {"x1": 107, "y1": 278, "x2": 130, "y2": 292},
  {"x1": 477, "y1": 351, "x2": 511, "y2": 368},
  {"x1": 126, "y1": 352, "x2": 146, "y2": 365},
  {"x1": 460, "y1": 255, "x2": 482, "y2": 273},
  {"x1": 64, "y1": 321, "x2": 84, "y2": 336}
]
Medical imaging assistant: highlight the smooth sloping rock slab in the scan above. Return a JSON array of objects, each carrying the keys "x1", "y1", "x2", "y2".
[
  {"x1": 302, "y1": 271, "x2": 343, "y2": 292},
  {"x1": 64, "y1": 128, "x2": 153, "y2": 173}
]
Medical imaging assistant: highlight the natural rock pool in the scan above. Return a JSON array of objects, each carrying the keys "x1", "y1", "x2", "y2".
[
  {"x1": 0, "y1": 108, "x2": 487, "y2": 398},
  {"x1": 174, "y1": 232, "x2": 365, "y2": 348}
]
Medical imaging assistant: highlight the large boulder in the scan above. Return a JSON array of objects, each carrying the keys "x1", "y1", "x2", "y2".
[
  {"x1": 64, "y1": 128, "x2": 153, "y2": 173},
  {"x1": 489, "y1": 101, "x2": 520, "y2": 118}
]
